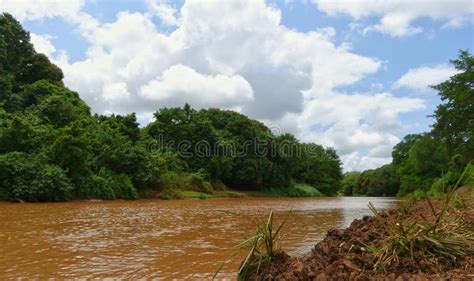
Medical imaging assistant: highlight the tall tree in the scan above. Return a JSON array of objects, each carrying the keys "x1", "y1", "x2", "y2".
[{"x1": 431, "y1": 50, "x2": 474, "y2": 166}]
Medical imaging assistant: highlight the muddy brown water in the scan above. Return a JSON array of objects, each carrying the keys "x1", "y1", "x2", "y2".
[{"x1": 0, "y1": 197, "x2": 397, "y2": 279}]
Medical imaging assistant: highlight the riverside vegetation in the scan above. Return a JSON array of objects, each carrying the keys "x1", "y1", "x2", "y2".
[
  {"x1": 1, "y1": 13, "x2": 472, "y2": 202},
  {"x1": 340, "y1": 50, "x2": 474, "y2": 199},
  {"x1": 1, "y1": 10, "x2": 473, "y2": 280},
  {"x1": 237, "y1": 165, "x2": 473, "y2": 279},
  {"x1": 0, "y1": 13, "x2": 342, "y2": 202},
  {"x1": 234, "y1": 49, "x2": 474, "y2": 278}
]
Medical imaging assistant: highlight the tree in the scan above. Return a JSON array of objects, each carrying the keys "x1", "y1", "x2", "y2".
[
  {"x1": 392, "y1": 134, "x2": 423, "y2": 166},
  {"x1": 0, "y1": 13, "x2": 344, "y2": 201},
  {"x1": 431, "y1": 50, "x2": 474, "y2": 166},
  {"x1": 396, "y1": 134, "x2": 449, "y2": 195},
  {"x1": 341, "y1": 171, "x2": 360, "y2": 196},
  {"x1": 0, "y1": 13, "x2": 63, "y2": 96}
]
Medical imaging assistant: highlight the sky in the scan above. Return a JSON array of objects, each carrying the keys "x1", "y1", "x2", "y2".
[{"x1": 1, "y1": 0, "x2": 473, "y2": 171}]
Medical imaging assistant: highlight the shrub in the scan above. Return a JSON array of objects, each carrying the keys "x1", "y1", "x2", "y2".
[
  {"x1": 189, "y1": 172, "x2": 213, "y2": 193},
  {"x1": 91, "y1": 169, "x2": 138, "y2": 200},
  {"x1": 159, "y1": 171, "x2": 214, "y2": 194},
  {"x1": 0, "y1": 152, "x2": 73, "y2": 201},
  {"x1": 211, "y1": 180, "x2": 228, "y2": 191},
  {"x1": 30, "y1": 164, "x2": 74, "y2": 201},
  {"x1": 293, "y1": 183, "x2": 324, "y2": 197},
  {"x1": 159, "y1": 189, "x2": 183, "y2": 200}
]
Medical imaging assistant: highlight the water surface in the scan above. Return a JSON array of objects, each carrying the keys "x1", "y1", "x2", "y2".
[{"x1": 0, "y1": 197, "x2": 397, "y2": 279}]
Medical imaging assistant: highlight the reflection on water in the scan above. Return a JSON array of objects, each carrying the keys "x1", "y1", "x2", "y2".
[{"x1": 0, "y1": 197, "x2": 397, "y2": 279}]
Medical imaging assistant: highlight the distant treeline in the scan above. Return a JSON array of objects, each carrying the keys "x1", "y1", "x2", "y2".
[
  {"x1": 0, "y1": 13, "x2": 342, "y2": 202},
  {"x1": 341, "y1": 50, "x2": 474, "y2": 197}
]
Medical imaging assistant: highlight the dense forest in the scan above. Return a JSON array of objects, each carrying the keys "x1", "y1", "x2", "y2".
[
  {"x1": 0, "y1": 13, "x2": 342, "y2": 202},
  {"x1": 341, "y1": 50, "x2": 474, "y2": 198}
]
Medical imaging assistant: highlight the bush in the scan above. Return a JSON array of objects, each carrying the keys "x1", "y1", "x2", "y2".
[
  {"x1": 427, "y1": 171, "x2": 459, "y2": 197},
  {"x1": 91, "y1": 169, "x2": 138, "y2": 200},
  {"x1": 159, "y1": 189, "x2": 183, "y2": 200},
  {"x1": 30, "y1": 164, "x2": 74, "y2": 201},
  {"x1": 189, "y1": 172, "x2": 213, "y2": 193},
  {"x1": 293, "y1": 183, "x2": 324, "y2": 197},
  {"x1": 211, "y1": 180, "x2": 228, "y2": 191},
  {"x1": 160, "y1": 171, "x2": 214, "y2": 194},
  {"x1": 0, "y1": 152, "x2": 73, "y2": 201}
]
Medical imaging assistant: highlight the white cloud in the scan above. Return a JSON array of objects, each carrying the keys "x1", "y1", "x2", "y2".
[
  {"x1": 103, "y1": 82, "x2": 131, "y2": 103},
  {"x1": 146, "y1": 0, "x2": 180, "y2": 27},
  {"x1": 30, "y1": 33, "x2": 56, "y2": 57},
  {"x1": 6, "y1": 0, "x2": 428, "y2": 170},
  {"x1": 312, "y1": 0, "x2": 474, "y2": 37},
  {"x1": 341, "y1": 152, "x2": 392, "y2": 172},
  {"x1": 0, "y1": 0, "x2": 84, "y2": 21},
  {"x1": 298, "y1": 91, "x2": 424, "y2": 170},
  {"x1": 394, "y1": 64, "x2": 458, "y2": 91},
  {"x1": 140, "y1": 64, "x2": 254, "y2": 108}
]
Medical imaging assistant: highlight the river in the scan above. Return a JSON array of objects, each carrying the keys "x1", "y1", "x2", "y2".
[{"x1": 0, "y1": 197, "x2": 397, "y2": 279}]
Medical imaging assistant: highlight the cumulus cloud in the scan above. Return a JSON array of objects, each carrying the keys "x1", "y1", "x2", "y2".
[
  {"x1": 30, "y1": 33, "x2": 57, "y2": 57},
  {"x1": 394, "y1": 64, "x2": 458, "y2": 92},
  {"x1": 146, "y1": 0, "x2": 180, "y2": 27},
  {"x1": 0, "y1": 0, "x2": 84, "y2": 21},
  {"x1": 4, "y1": 0, "x2": 429, "y2": 171},
  {"x1": 341, "y1": 152, "x2": 392, "y2": 172},
  {"x1": 140, "y1": 64, "x2": 254, "y2": 108},
  {"x1": 312, "y1": 0, "x2": 474, "y2": 37},
  {"x1": 298, "y1": 92, "x2": 424, "y2": 170}
]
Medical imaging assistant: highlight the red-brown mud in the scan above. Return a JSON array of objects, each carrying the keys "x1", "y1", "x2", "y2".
[{"x1": 251, "y1": 190, "x2": 474, "y2": 280}]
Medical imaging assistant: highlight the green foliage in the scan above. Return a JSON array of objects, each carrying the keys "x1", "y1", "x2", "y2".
[
  {"x1": 0, "y1": 13, "x2": 63, "y2": 109},
  {"x1": 0, "y1": 14, "x2": 157, "y2": 201},
  {"x1": 358, "y1": 51, "x2": 473, "y2": 199},
  {"x1": 211, "y1": 180, "x2": 228, "y2": 191},
  {"x1": 293, "y1": 183, "x2": 324, "y2": 197},
  {"x1": 237, "y1": 211, "x2": 290, "y2": 280},
  {"x1": 213, "y1": 190, "x2": 247, "y2": 198},
  {"x1": 369, "y1": 164, "x2": 474, "y2": 272},
  {"x1": 431, "y1": 50, "x2": 474, "y2": 165},
  {"x1": 292, "y1": 144, "x2": 342, "y2": 195},
  {"x1": 159, "y1": 189, "x2": 183, "y2": 200},
  {"x1": 90, "y1": 169, "x2": 138, "y2": 200},
  {"x1": 146, "y1": 105, "x2": 342, "y2": 195},
  {"x1": 391, "y1": 134, "x2": 423, "y2": 166},
  {"x1": 96, "y1": 113, "x2": 140, "y2": 142},
  {"x1": 0, "y1": 13, "x2": 343, "y2": 201},
  {"x1": 0, "y1": 152, "x2": 73, "y2": 201},
  {"x1": 254, "y1": 183, "x2": 323, "y2": 197},
  {"x1": 159, "y1": 171, "x2": 213, "y2": 193},
  {"x1": 179, "y1": 191, "x2": 212, "y2": 199},
  {"x1": 341, "y1": 171, "x2": 361, "y2": 196},
  {"x1": 355, "y1": 164, "x2": 399, "y2": 196},
  {"x1": 215, "y1": 211, "x2": 290, "y2": 280}
]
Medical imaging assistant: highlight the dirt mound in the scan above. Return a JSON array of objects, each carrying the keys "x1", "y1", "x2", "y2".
[{"x1": 250, "y1": 199, "x2": 474, "y2": 280}]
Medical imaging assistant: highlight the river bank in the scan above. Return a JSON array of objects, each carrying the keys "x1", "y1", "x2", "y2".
[
  {"x1": 249, "y1": 187, "x2": 473, "y2": 280},
  {"x1": 143, "y1": 183, "x2": 326, "y2": 201}
]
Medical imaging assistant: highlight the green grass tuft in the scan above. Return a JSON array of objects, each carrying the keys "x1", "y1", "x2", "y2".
[{"x1": 214, "y1": 210, "x2": 291, "y2": 280}]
